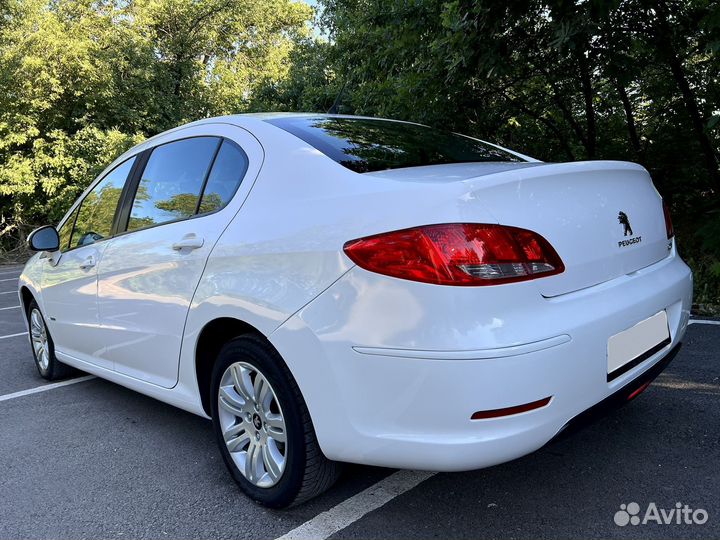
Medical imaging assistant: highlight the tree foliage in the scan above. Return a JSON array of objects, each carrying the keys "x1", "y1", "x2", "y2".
[{"x1": 0, "y1": 0, "x2": 311, "y2": 251}]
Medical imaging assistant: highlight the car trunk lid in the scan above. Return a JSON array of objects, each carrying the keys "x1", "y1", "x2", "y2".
[{"x1": 366, "y1": 161, "x2": 671, "y2": 296}]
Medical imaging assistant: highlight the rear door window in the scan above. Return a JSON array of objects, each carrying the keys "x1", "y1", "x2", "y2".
[
  {"x1": 198, "y1": 140, "x2": 248, "y2": 214},
  {"x1": 127, "y1": 137, "x2": 220, "y2": 232}
]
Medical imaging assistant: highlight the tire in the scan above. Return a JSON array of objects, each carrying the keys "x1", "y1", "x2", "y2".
[
  {"x1": 26, "y1": 299, "x2": 71, "y2": 380},
  {"x1": 210, "y1": 334, "x2": 342, "y2": 508}
]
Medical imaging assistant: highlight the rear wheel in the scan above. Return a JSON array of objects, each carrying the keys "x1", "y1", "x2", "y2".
[
  {"x1": 27, "y1": 299, "x2": 70, "y2": 380},
  {"x1": 210, "y1": 335, "x2": 341, "y2": 508}
]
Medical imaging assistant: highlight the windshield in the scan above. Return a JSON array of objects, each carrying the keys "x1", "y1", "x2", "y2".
[{"x1": 265, "y1": 116, "x2": 523, "y2": 173}]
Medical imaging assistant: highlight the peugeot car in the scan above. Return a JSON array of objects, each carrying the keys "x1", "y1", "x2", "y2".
[{"x1": 19, "y1": 113, "x2": 692, "y2": 507}]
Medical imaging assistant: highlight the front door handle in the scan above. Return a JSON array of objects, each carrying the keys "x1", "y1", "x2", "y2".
[
  {"x1": 172, "y1": 234, "x2": 204, "y2": 251},
  {"x1": 79, "y1": 255, "x2": 96, "y2": 270}
]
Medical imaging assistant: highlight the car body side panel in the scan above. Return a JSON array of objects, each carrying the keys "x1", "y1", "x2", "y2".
[
  {"x1": 17, "y1": 252, "x2": 44, "y2": 331},
  {"x1": 94, "y1": 123, "x2": 265, "y2": 389},
  {"x1": 38, "y1": 243, "x2": 112, "y2": 368},
  {"x1": 180, "y1": 120, "x2": 501, "y2": 400}
]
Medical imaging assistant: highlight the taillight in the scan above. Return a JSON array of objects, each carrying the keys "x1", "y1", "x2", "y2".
[
  {"x1": 343, "y1": 223, "x2": 564, "y2": 286},
  {"x1": 662, "y1": 200, "x2": 674, "y2": 239}
]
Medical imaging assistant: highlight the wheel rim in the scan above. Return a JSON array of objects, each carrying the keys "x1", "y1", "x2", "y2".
[
  {"x1": 217, "y1": 361, "x2": 287, "y2": 488},
  {"x1": 29, "y1": 308, "x2": 50, "y2": 371}
]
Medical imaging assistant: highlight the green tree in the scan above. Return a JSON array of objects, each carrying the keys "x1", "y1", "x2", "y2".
[{"x1": 0, "y1": 0, "x2": 313, "y2": 253}]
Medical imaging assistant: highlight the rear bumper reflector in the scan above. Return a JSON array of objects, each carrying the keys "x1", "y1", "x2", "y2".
[
  {"x1": 471, "y1": 396, "x2": 552, "y2": 420},
  {"x1": 626, "y1": 381, "x2": 652, "y2": 401}
]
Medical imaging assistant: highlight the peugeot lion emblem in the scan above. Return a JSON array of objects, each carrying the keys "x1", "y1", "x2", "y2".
[
  {"x1": 618, "y1": 211, "x2": 633, "y2": 236},
  {"x1": 617, "y1": 211, "x2": 641, "y2": 247}
]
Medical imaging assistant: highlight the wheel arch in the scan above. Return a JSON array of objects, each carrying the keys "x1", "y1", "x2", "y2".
[
  {"x1": 194, "y1": 317, "x2": 267, "y2": 416},
  {"x1": 19, "y1": 285, "x2": 35, "y2": 316}
]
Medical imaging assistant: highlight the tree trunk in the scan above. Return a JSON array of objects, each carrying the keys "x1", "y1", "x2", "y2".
[
  {"x1": 615, "y1": 80, "x2": 643, "y2": 162},
  {"x1": 576, "y1": 50, "x2": 597, "y2": 159},
  {"x1": 500, "y1": 92, "x2": 576, "y2": 161},
  {"x1": 667, "y1": 53, "x2": 720, "y2": 190},
  {"x1": 539, "y1": 65, "x2": 590, "y2": 158}
]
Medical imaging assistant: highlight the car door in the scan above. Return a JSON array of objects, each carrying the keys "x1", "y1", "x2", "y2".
[
  {"x1": 95, "y1": 124, "x2": 259, "y2": 388},
  {"x1": 40, "y1": 157, "x2": 137, "y2": 368}
]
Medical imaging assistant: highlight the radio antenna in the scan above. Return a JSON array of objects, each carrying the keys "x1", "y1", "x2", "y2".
[{"x1": 327, "y1": 82, "x2": 347, "y2": 114}]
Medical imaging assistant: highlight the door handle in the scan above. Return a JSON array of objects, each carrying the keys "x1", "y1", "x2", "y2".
[
  {"x1": 172, "y1": 234, "x2": 204, "y2": 251},
  {"x1": 79, "y1": 255, "x2": 96, "y2": 270}
]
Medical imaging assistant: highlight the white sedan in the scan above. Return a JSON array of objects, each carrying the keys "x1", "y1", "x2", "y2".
[{"x1": 18, "y1": 113, "x2": 692, "y2": 507}]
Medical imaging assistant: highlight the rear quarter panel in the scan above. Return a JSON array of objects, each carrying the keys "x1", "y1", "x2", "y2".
[
  {"x1": 184, "y1": 121, "x2": 501, "y2": 341},
  {"x1": 180, "y1": 120, "x2": 500, "y2": 413}
]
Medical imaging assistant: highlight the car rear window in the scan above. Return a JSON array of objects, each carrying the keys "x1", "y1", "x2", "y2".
[{"x1": 265, "y1": 116, "x2": 522, "y2": 173}]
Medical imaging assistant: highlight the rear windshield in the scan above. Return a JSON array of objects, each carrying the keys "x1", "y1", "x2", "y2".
[{"x1": 265, "y1": 116, "x2": 522, "y2": 173}]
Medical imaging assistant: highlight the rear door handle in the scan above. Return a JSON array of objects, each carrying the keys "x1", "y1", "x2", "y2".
[
  {"x1": 79, "y1": 255, "x2": 96, "y2": 270},
  {"x1": 172, "y1": 234, "x2": 204, "y2": 251}
]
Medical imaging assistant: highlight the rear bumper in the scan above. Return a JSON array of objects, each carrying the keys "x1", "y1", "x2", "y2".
[
  {"x1": 550, "y1": 342, "x2": 681, "y2": 443},
  {"x1": 270, "y1": 250, "x2": 692, "y2": 471}
]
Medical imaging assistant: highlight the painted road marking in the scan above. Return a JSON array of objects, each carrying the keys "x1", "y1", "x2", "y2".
[
  {"x1": 0, "y1": 305, "x2": 20, "y2": 311},
  {"x1": 0, "y1": 375, "x2": 96, "y2": 403},
  {"x1": 276, "y1": 470, "x2": 436, "y2": 540},
  {"x1": 0, "y1": 332, "x2": 27, "y2": 340},
  {"x1": 689, "y1": 319, "x2": 720, "y2": 326}
]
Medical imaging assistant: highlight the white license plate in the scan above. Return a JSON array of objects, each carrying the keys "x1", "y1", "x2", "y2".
[{"x1": 607, "y1": 311, "x2": 670, "y2": 380}]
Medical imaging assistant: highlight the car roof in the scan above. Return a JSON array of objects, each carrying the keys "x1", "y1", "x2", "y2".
[
  {"x1": 208, "y1": 112, "x2": 424, "y2": 128},
  {"x1": 130, "y1": 113, "x2": 418, "y2": 150},
  {"x1": 112, "y1": 113, "x2": 537, "y2": 174}
]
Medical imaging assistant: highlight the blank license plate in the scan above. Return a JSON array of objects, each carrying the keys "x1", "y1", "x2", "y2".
[{"x1": 607, "y1": 311, "x2": 670, "y2": 381}]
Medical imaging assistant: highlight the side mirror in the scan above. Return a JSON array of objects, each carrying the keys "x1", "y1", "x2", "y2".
[{"x1": 27, "y1": 225, "x2": 60, "y2": 252}]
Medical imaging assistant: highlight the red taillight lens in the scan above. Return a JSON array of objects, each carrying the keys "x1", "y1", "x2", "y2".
[
  {"x1": 343, "y1": 223, "x2": 564, "y2": 286},
  {"x1": 662, "y1": 200, "x2": 674, "y2": 239}
]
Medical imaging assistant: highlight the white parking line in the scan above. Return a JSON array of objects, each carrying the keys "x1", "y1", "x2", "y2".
[
  {"x1": 0, "y1": 291, "x2": 18, "y2": 295},
  {"x1": 0, "y1": 305, "x2": 20, "y2": 311},
  {"x1": 689, "y1": 319, "x2": 720, "y2": 326},
  {"x1": 0, "y1": 332, "x2": 27, "y2": 340},
  {"x1": 0, "y1": 277, "x2": 18, "y2": 282},
  {"x1": 276, "y1": 470, "x2": 436, "y2": 540},
  {"x1": 0, "y1": 375, "x2": 96, "y2": 403},
  {"x1": 0, "y1": 271, "x2": 21, "y2": 277}
]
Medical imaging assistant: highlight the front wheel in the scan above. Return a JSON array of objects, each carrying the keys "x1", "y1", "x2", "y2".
[
  {"x1": 210, "y1": 335, "x2": 342, "y2": 508},
  {"x1": 27, "y1": 299, "x2": 70, "y2": 380}
]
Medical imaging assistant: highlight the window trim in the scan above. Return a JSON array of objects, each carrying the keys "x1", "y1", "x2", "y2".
[
  {"x1": 60, "y1": 155, "x2": 139, "y2": 254},
  {"x1": 58, "y1": 206, "x2": 80, "y2": 252},
  {"x1": 114, "y1": 136, "x2": 248, "y2": 238}
]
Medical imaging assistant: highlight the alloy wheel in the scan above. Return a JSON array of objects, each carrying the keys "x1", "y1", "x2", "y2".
[
  {"x1": 29, "y1": 308, "x2": 50, "y2": 371},
  {"x1": 217, "y1": 361, "x2": 287, "y2": 488}
]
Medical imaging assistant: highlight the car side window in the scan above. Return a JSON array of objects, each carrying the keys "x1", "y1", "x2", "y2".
[
  {"x1": 70, "y1": 157, "x2": 136, "y2": 250},
  {"x1": 57, "y1": 206, "x2": 80, "y2": 252},
  {"x1": 127, "y1": 137, "x2": 220, "y2": 232},
  {"x1": 198, "y1": 140, "x2": 249, "y2": 214}
]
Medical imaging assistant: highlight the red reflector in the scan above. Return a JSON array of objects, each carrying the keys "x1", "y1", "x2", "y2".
[
  {"x1": 343, "y1": 223, "x2": 564, "y2": 286},
  {"x1": 471, "y1": 396, "x2": 552, "y2": 420},
  {"x1": 627, "y1": 381, "x2": 651, "y2": 401},
  {"x1": 662, "y1": 201, "x2": 674, "y2": 239}
]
